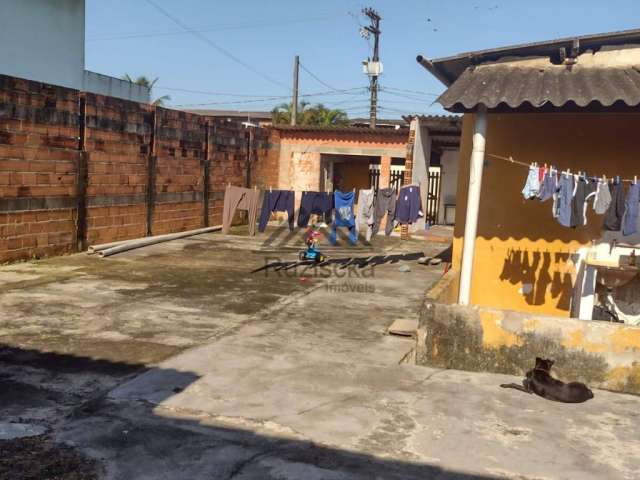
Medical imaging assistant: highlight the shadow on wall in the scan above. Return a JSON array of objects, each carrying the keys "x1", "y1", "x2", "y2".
[
  {"x1": 0, "y1": 343, "x2": 498, "y2": 479},
  {"x1": 499, "y1": 249, "x2": 574, "y2": 310}
]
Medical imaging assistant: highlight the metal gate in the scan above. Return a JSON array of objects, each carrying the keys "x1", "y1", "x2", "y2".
[
  {"x1": 425, "y1": 167, "x2": 441, "y2": 226},
  {"x1": 368, "y1": 166, "x2": 405, "y2": 193}
]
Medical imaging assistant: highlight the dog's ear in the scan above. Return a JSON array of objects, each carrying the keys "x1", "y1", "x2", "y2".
[
  {"x1": 535, "y1": 356, "x2": 543, "y2": 365},
  {"x1": 547, "y1": 359, "x2": 555, "y2": 367}
]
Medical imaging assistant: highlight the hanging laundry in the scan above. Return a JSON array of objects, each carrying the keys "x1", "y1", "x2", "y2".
[
  {"x1": 258, "y1": 190, "x2": 295, "y2": 232},
  {"x1": 395, "y1": 185, "x2": 423, "y2": 225},
  {"x1": 571, "y1": 175, "x2": 596, "y2": 227},
  {"x1": 556, "y1": 173, "x2": 575, "y2": 228},
  {"x1": 329, "y1": 190, "x2": 357, "y2": 245},
  {"x1": 522, "y1": 164, "x2": 541, "y2": 199},
  {"x1": 594, "y1": 180, "x2": 612, "y2": 215},
  {"x1": 581, "y1": 179, "x2": 599, "y2": 226},
  {"x1": 372, "y1": 188, "x2": 397, "y2": 236},
  {"x1": 356, "y1": 188, "x2": 375, "y2": 242},
  {"x1": 537, "y1": 168, "x2": 557, "y2": 202},
  {"x1": 297, "y1": 191, "x2": 333, "y2": 228},
  {"x1": 222, "y1": 185, "x2": 261, "y2": 236},
  {"x1": 603, "y1": 181, "x2": 626, "y2": 231},
  {"x1": 623, "y1": 181, "x2": 640, "y2": 236}
]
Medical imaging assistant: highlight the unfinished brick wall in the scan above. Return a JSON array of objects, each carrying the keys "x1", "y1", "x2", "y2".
[
  {"x1": 154, "y1": 108, "x2": 205, "y2": 235},
  {"x1": 0, "y1": 76, "x2": 80, "y2": 262},
  {"x1": 207, "y1": 119, "x2": 272, "y2": 226},
  {"x1": 84, "y1": 92, "x2": 152, "y2": 246},
  {"x1": 0, "y1": 73, "x2": 275, "y2": 263},
  {"x1": 252, "y1": 129, "x2": 279, "y2": 190}
]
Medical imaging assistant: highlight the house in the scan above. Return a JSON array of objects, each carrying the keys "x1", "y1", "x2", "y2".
[
  {"x1": 267, "y1": 117, "x2": 460, "y2": 231},
  {"x1": 0, "y1": 0, "x2": 149, "y2": 103},
  {"x1": 415, "y1": 29, "x2": 640, "y2": 394}
]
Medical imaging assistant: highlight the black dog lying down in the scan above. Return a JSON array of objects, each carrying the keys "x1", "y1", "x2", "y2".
[{"x1": 501, "y1": 357, "x2": 594, "y2": 403}]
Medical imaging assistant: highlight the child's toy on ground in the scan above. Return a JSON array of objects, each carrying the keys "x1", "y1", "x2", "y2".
[{"x1": 299, "y1": 228, "x2": 327, "y2": 262}]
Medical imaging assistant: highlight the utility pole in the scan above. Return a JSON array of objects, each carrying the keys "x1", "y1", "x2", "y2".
[
  {"x1": 363, "y1": 8, "x2": 381, "y2": 129},
  {"x1": 291, "y1": 55, "x2": 299, "y2": 126}
]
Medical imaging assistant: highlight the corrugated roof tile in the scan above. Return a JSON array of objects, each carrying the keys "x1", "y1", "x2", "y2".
[{"x1": 437, "y1": 65, "x2": 640, "y2": 111}]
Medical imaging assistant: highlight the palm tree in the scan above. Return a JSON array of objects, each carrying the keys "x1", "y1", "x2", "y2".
[
  {"x1": 122, "y1": 74, "x2": 171, "y2": 106},
  {"x1": 272, "y1": 101, "x2": 348, "y2": 126}
]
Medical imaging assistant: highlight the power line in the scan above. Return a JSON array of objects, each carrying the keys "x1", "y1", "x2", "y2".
[
  {"x1": 299, "y1": 62, "x2": 339, "y2": 91},
  {"x1": 156, "y1": 86, "x2": 288, "y2": 98},
  {"x1": 377, "y1": 95, "x2": 435, "y2": 105},
  {"x1": 87, "y1": 14, "x2": 344, "y2": 41},
  {"x1": 381, "y1": 86, "x2": 440, "y2": 97},
  {"x1": 156, "y1": 85, "x2": 366, "y2": 99},
  {"x1": 143, "y1": 0, "x2": 291, "y2": 92},
  {"x1": 170, "y1": 87, "x2": 369, "y2": 108},
  {"x1": 380, "y1": 89, "x2": 438, "y2": 102}
]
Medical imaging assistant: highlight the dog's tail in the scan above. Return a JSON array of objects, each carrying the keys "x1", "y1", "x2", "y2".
[{"x1": 500, "y1": 383, "x2": 529, "y2": 393}]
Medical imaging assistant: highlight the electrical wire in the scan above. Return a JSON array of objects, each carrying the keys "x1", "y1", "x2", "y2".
[
  {"x1": 170, "y1": 87, "x2": 369, "y2": 108},
  {"x1": 157, "y1": 86, "x2": 365, "y2": 99},
  {"x1": 299, "y1": 62, "x2": 340, "y2": 91},
  {"x1": 143, "y1": 0, "x2": 291, "y2": 92},
  {"x1": 87, "y1": 14, "x2": 344, "y2": 41},
  {"x1": 380, "y1": 86, "x2": 440, "y2": 97},
  {"x1": 380, "y1": 89, "x2": 438, "y2": 104},
  {"x1": 156, "y1": 86, "x2": 288, "y2": 98}
]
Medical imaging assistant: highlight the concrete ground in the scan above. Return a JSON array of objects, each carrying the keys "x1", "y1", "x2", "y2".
[{"x1": 1, "y1": 226, "x2": 640, "y2": 479}]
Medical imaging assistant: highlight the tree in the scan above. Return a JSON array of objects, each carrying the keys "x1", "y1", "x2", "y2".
[
  {"x1": 121, "y1": 74, "x2": 171, "y2": 106},
  {"x1": 272, "y1": 102, "x2": 349, "y2": 126}
]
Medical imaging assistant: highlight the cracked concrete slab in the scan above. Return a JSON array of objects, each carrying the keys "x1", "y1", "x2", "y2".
[{"x1": 3, "y1": 229, "x2": 639, "y2": 479}]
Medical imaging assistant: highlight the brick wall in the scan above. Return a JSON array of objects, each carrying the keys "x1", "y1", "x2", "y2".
[
  {"x1": 84, "y1": 92, "x2": 152, "y2": 245},
  {"x1": 153, "y1": 108, "x2": 205, "y2": 235},
  {"x1": 0, "y1": 76, "x2": 80, "y2": 262},
  {"x1": 0, "y1": 74, "x2": 275, "y2": 263}
]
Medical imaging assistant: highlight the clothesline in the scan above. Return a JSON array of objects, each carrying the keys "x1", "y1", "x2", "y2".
[
  {"x1": 486, "y1": 153, "x2": 637, "y2": 183},
  {"x1": 226, "y1": 183, "x2": 417, "y2": 195}
]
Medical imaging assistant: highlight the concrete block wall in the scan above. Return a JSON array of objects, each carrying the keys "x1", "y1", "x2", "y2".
[
  {"x1": 154, "y1": 108, "x2": 205, "y2": 235},
  {"x1": 84, "y1": 92, "x2": 152, "y2": 245},
  {"x1": 0, "y1": 74, "x2": 274, "y2": 263},
  {"x1": 0, "y1": 76, "x2": 80, "y2": 262}
]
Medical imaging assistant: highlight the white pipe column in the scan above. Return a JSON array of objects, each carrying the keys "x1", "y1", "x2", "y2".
[{"x1": 458, "y1": 105, "x2": 487, "y2": 305}]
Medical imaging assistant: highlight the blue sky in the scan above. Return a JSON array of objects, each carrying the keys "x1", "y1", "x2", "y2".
[{"x1": 86, "y1": 0, "x2": 640, "y2": 118}]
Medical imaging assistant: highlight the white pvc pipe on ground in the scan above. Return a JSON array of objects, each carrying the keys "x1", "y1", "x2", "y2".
[
  {"x1": 88, "y1": 239, "x2": 132, "y2": 254},
  {"x1": 458, "y1": 105, "x2": 487, "y2": 306},
  {"x1": 98, "y1": 226, "x2": 222, "y2": 258}
]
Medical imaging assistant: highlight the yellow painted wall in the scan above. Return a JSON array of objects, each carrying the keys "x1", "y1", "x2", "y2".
[{"x1": 452, "y1": 113, "x2": 640, "y2": 316}]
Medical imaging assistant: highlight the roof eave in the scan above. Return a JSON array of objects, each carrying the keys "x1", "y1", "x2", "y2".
[{"x1": 416, "y1": 55, "x2": 454, "y2": 86}]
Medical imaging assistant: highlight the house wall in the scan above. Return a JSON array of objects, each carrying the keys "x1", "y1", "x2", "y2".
[
  {"x1": 417, "y1": 301, "x2": 640, "y2": 395},
  {"x1": 411, "y1": 122, "x2": 431, "y2": 231},
  {"x1": 276, "y1": 130, "x2": 407, "y2": 191},
  {"x1": 0, "y1": 0, "x2": 85, "y2": 91},
  {"x1": 0, "y1": 74, "x2": 271, "y2": 263},
  {"x1": 438, "y1": 149, "x2": 459, "y2": 225},
  {"x1": 452, "y1": 113, "x2": 640, "y2": 316},
  {"x1": 272, "y1": 130, "x2": 407, "y2": 226},
  {"x1": 83, "y1": 71, "x2": 150, "y2": 104}
]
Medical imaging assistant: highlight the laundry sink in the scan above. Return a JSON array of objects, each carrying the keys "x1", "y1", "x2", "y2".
[
  {"x1": 585, "y1": 244, "x2": 640, "y2": 288},
  {"x1": 596, "y1": 267, "x2": 638, "y2": 288}
]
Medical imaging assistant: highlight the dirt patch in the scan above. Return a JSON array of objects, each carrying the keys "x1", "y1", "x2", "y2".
[{"x1": 0, "y1": 435, "x2": 100, "y2": 480}]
